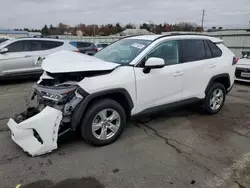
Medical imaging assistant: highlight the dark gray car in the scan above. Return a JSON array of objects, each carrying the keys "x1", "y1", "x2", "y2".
[{"x1": 70, "y1": 41, "x2": 98, "y2": 55}]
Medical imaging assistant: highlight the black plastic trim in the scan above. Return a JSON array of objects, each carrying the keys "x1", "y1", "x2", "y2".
[
  {"x1": 205, "y1": 73, "x2": 231, "y2": 94},
  {"x1": 227, "y1": 82, "x2": 234, "y2": 94},
  {"x1": 71, "y1": 88, "x2": 134, "y2": 130},
  {"x1": 153, "y1": 33, "x2": 213, "y2": 41},
  {"x1": 133, "y1": 97, "x2": 201, "y2": 117}
]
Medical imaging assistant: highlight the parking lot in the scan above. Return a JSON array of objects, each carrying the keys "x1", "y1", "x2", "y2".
[{"x1": 0, "y1": 80, "x2": 250, "y2": 188}]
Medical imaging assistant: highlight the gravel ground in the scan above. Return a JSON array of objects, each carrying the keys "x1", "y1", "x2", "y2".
[{"x1": 0, "y1": 80, "x2": 250, "y2": 188}]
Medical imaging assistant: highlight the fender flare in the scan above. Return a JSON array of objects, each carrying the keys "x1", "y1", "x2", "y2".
[
  {"x1": 205, "y1": 73, "x2": 231, "y2": 94},
  {"x1": 71, "y1": 88, "x2": 134, "y2": 130}
]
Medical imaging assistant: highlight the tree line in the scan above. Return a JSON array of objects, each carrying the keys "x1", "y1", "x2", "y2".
[{"x1": 14, "y1": 22, "x2": 204, "y2": 36}]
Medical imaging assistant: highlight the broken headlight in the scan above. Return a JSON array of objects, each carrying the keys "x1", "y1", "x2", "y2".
[{"x1": 33, "y1": 84, "x2": 79, "y2": 104}]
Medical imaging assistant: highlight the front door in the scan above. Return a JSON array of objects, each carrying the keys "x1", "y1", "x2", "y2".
[
  {"x1": 134, "y1": 40, "x2": 183, "y2": 113},
  {"x1": 0, "y1": 40, "x2": 33, "y2": 76}
]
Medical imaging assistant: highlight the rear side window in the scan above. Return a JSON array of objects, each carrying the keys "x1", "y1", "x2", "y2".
[
  {"x1": 41, "y1": 41, "x2": 63, "y2": 50},
  {"x1": 182, "y1": 39, "x2": 206, "y2": 62},
  {"x1": 77, "y1": 42, "x2": 92, "y2": 48},
  {"x1": 206, "y1": 40, "x2": 222, "y2": 57},
  {"x1": 29, "y1": 40, "x2": 43, "y2": 51},
  {"x1": 69, "y1": 41, "x2": 77, "y2": 47},
  {"x1": 97, "y1": 44, "x2": 109, "y2": 48}
]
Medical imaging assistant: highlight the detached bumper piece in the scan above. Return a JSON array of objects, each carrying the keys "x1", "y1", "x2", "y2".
[{"x1": 7, "y1": 106, "x2": 62, "y2": 156}]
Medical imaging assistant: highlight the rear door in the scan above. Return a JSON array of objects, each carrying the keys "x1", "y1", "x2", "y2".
[
  {"x1": 0, "y1": 40, "x2": 34, "y2": 76},
  {"x1": 28, "y1": 40, "x2": 64, "y2": 73},
  {"x1": 180, "y1": 39, "x2": 217, "y2": 100}
]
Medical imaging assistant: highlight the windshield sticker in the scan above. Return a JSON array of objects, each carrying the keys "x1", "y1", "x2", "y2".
[{"x1": 131, "y1": 43, "x2": 145, "y2": 49}]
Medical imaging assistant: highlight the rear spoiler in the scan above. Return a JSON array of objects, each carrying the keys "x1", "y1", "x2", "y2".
[{"x1": 207, "y1": 36, "x2": 223, "y2": 44}]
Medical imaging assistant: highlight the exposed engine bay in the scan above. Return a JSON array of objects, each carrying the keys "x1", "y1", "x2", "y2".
[
  {"x1": 7, "y1": 50, "x2": 119, "y2": 156},
  {"x1": 8, "y1": 69, "x2": 114, "y2": 156}
]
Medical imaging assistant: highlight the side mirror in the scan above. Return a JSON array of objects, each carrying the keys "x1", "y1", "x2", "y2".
[
  {"x1": 143, "y1": 57, "x2": 165, "y2": 73},
  {"x1": 0, "y1": 48, "x2": 8, "y2": 54}
]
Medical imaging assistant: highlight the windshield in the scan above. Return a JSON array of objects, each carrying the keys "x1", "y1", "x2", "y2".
[{"x1": 94, "y1": 39, "x2": 151, "y2": 64}]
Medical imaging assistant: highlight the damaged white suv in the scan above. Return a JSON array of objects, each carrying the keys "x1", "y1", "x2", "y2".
[{"x1": 8, "y1": 34, "x2": 236, "y2": 156}]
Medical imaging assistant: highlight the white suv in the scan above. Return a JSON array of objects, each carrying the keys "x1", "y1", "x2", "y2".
[
  {"x1": 7, "y1": 34, "x2": 236, "y2": 156},
  {"x1": 0, "y1": 38, "x2": 78, "y2": 79}
]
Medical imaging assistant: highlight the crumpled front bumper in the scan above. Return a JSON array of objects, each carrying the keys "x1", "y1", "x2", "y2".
[{"x1": 7, "y1": 106, "x2": 62, "y2": 156}]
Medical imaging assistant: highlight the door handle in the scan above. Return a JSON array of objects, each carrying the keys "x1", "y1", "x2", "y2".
[
  {"x1": 24, "y1": 55, "x2": 31, "y2": 58},
  {"x1": 209, "y1": 64, "x2": 216, "y2": 68},
  {"x1": 173, "y1": 71, "x2": 183, "y2": 77}
]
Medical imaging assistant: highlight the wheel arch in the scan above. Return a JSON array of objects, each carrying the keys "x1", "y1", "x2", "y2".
[
  {"x1": 71, "y1": 88, "x2": 134, "y2": 130},
  {"x1": 205, "y1": 73, "x2": 231, "y2": 95}
]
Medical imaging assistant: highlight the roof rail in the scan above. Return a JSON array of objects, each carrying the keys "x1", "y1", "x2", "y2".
[
  {"x1": 106, "y1": 34, "x2": 144, "y2": 45},
  {"x1": 118, "y1": 34, "x2": 144, "y2": 40},
  {"x1": 153, "y1": 33, "x2": 211, "y2": 41}
]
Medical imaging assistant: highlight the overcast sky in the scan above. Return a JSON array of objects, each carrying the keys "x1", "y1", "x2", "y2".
[{"x1": 1, "y1": 0, "x2": 250, "y2": 29}]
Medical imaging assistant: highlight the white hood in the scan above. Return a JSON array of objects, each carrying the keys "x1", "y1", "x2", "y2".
[
  {"x1": 237, "y1": 58, "x2": 250, "y2": 67},
  {"x1": 42, "y1": 50, "x2": 120, "y2": 73}
]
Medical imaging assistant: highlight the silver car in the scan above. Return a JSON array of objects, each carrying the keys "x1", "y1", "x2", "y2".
[{"x1": 0, "y1": 38, "x2": 78, "y2": 79}]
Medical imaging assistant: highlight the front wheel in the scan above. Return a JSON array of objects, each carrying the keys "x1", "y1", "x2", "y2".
[
  {"x1": 202, "y1": 82, "x2": 226, "y2": 115},
  {"x1": 80, "y1": 99, "x2": 126, "y2": 146}
]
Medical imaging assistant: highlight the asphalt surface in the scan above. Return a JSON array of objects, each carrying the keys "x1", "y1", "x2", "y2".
[{"x1": 0, "y1": 79, "x2": 250, "y2": 188}]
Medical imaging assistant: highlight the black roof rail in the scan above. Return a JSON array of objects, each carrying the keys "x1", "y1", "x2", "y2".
[
  {"x1": 118, "y1": 34, "x2": 145, "y2": 40},
  {"x1": 153, "y1": 33, "x2": 212, "y2": 41},
  {"x1": 106, "y1": 34, "x2": 145, "y2": 46}
]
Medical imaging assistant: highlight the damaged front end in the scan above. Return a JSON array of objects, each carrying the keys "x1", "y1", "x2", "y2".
[{"x1": 7, "y1": 71, "x2": 88, "y2": 156}]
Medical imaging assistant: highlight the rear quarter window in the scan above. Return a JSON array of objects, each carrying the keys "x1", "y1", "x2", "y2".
[
  {"x1": 77, "y1": 42, "x2": 92, "y2": 48},
  {"x1": 206, "y1": 40, "x2": 222, "y2": 57},
  {"x1": 41, "y1": 41, "x2": 64, "y2": 50}
]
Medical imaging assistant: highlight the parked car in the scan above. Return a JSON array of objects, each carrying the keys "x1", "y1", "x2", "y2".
[
  {"x1": 70, "y1": 41, "x2": 98, "y2": 55},
  {"x1": 7, "y1": 34, "x2": 236, "y2": 156},
  {"x1": 0, "y1": 38, "x2": 78, "y2": 79},
  {"x1": 0, "y1": 36, "x2": 13, "y2": 44},
  {"x1": 235, "y1": 51, "x2": 250, "y2": 83},
  {"x1": 0, "y1": 38, "x2": 8, "y2": 44},
  {"x1": 96, "y1": 43, "x2": 110, "y2": 51}
]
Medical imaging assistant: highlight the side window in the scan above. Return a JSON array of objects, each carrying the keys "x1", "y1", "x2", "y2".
[
  {"x1": 182, "y1": 39, "x2": 206, "y2": 62},
  {"x1": 77, "y1": 42, "x2": 91, "y2": 48},
  {"x1": 204, "y1": 40, "x2": 213, "y2": 58},
  {"x1": 41, "y1": 41, "x2": 64, "y2": 50},
  {"x1": 29, "y1": 40, "x2": 43, "y2": 51},
  {"x1": 146, "y1": 40, "x2": 179, "y2": 65},
  {"x1": 206, "y1": 40, "x2": 222, "y2": 57},
  {"x1": 6, "y1": 41, "x2": 29, "y2": 52}
]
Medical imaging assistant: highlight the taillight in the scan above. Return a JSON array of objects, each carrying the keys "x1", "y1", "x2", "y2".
[
  {"x1": 74, "y1": 49, "x2": 80, "y2": 53},
  {"x1": 232, "y1": 57, "x2": 239, "y2": 65},
  {"x1": 94, "y1": 48, "x2": 98, "y2": 52}
]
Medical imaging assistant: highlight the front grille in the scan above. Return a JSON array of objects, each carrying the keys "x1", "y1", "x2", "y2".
[{"x1": 235, "y1": 68, "x2": 250, "y2": 80}]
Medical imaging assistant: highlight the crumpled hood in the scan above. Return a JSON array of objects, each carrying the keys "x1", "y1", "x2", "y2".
[{"x1": 42, "y1": 50, "x2": 120, "y2": 73}]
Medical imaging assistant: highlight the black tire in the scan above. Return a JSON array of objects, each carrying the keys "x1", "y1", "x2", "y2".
[
  {"x1": 202, "y1": 82, "x2": 226, "y2": 115},
  {"x1": 81, "y1": 99, "x2": 126, "y2": 146}
]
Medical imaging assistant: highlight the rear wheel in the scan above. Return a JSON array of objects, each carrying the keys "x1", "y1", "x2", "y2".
[
  {"x1": 202, "y1": 82, "x2": 226, "y2": 115},
  {"x1": 81, "y1": 99, "x2": 126, "y2": 146}
]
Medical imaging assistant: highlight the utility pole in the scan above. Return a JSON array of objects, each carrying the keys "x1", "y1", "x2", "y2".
[
  {"x1": 93, "y1": 25, "x2": 96, "y2": 36},
  {"x1": 201, "y1": 9, "x2": 205, "y2": 30}
]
